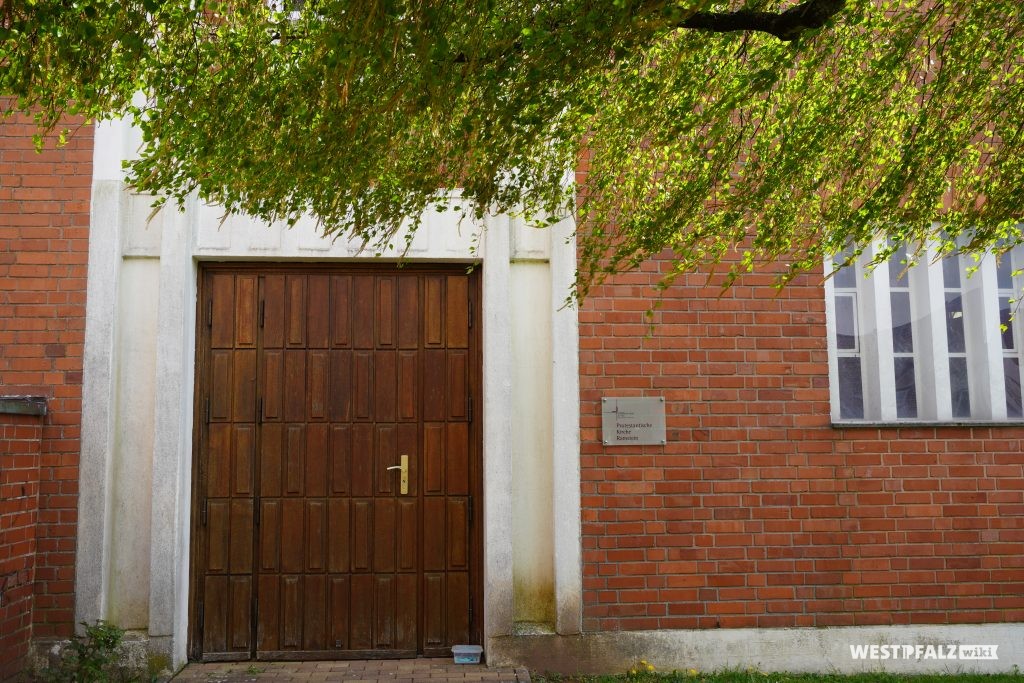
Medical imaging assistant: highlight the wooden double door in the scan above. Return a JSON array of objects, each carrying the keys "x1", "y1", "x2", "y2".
[{"x1": 189, "y1": 265, "x2": 481, "y2": 661}]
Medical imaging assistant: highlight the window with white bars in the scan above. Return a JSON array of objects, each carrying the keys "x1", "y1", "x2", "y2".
[{"x1": 826, "y1": 243, "x2": 1024, "y2": 422}]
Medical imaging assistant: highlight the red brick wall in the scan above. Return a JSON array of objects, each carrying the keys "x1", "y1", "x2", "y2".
[
  {"x1": 579, "y1": 262, "x2": 1024, "y2": 631},
  {"x1": 0, "y1": 108, "x2": 93, "y2": 668},
  {"x1": 0, "y1": 414, "x2": 43, "y2": 681}
]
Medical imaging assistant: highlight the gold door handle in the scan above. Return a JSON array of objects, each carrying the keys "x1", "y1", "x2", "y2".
[{"x1": 385, "y1": 454, "x2": 409, "y2": 494}]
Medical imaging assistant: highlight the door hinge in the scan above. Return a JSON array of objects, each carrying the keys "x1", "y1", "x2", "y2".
[
  {"x1": 257, "y1": 397, "x2": 263, "y2": 424},
  {"x1": 259, "y1": 298, "x2": 265, "y2": 328},
  {"x1": 201, "y1": 499, "x2": 208, "y2": 525},
  {"x1": 468, "y1": 594, "x2": 474, "y2": 627},
  {"x1": 206, "y1": 299, "x2": 213, "y2": 329},
  {"x1": 468, "y1": 495, "x2": 473, "y2": 525},
  {"x1": 204, "y1": 397, "x2": 211, "y2": 424},
  {"x1": 468, "y1": 299, "x2": 473, "y2": 329},
  {"x1": 198, "y1": 601, "x2": 204, "y2": 629},
  {"x1": 467, "y1": 395, "x2": 473, "y2": 423}
]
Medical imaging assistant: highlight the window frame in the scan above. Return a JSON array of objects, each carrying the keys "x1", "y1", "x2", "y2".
[{"x1": 825, "y1": 242, "x2": 1024, "y2": 424}]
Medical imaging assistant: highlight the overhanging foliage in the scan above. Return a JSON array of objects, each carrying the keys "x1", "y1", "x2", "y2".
[{"x1": 2, "y1": 1, "x2": 1022, "y2": 297}]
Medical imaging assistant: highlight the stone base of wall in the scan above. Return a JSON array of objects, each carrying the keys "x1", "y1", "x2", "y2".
[
  {"x1": 487, "y1": 623, "x2": 1024, "y2": 675},
  {"x1": 29, "y1": 632, "x2": 176, "y2": 682}
]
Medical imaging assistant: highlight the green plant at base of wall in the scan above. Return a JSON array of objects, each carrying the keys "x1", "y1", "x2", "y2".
[{"x1": 34, "y1": 621, "x2": 155, "y2": 683}]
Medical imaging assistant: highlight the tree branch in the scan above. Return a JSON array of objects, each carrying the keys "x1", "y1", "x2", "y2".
[
  {"x1": 679, "y1": 0, "x2": 847, "y2": 42},
  {"x1": 451, "y1": 0, "x2": 848, "y2": 65}
]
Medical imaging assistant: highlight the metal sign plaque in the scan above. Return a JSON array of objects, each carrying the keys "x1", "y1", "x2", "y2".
[{"x1": 601, "y1": 397, "x2": 666, "y2": 446}]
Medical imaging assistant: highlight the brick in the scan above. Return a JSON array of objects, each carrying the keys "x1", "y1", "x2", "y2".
[
  {"x1": 1, "y1": 103, "x2": 91, "y2": 679},
  {"x1": 580, "y1": 255, "x2": 1024, "y2": 631}
]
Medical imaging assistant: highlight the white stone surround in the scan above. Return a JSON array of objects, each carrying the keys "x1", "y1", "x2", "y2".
[{"x1": 77, "y1": 117, "x2": 583, "y2": 666}]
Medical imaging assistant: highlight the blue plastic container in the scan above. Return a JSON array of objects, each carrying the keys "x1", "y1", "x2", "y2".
[{"x1": 452, "y1": 644, "x2": 483, "y2": 664}]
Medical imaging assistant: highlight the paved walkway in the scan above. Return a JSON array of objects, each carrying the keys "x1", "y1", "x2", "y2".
[{"x1": 172, "y1": 658, "x2": 529, "y2": 683}]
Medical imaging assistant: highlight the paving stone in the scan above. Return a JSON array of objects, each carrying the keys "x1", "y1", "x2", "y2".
[{"x1": 173, "y1": 658, "x2": 520, "y2": 683}]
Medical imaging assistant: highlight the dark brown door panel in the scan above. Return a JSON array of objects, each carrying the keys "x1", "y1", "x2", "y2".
[{"x1": 189, "y1": 265, "x2": 481, "y2": 661}]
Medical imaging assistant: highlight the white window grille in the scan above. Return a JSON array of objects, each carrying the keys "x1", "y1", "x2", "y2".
[
  {"x1": 825, "y1": 242, "x2": 1024, "y2": 422},
  {"x1": 997, "y1": 253, "x2": 1024, "y2": 417}
]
